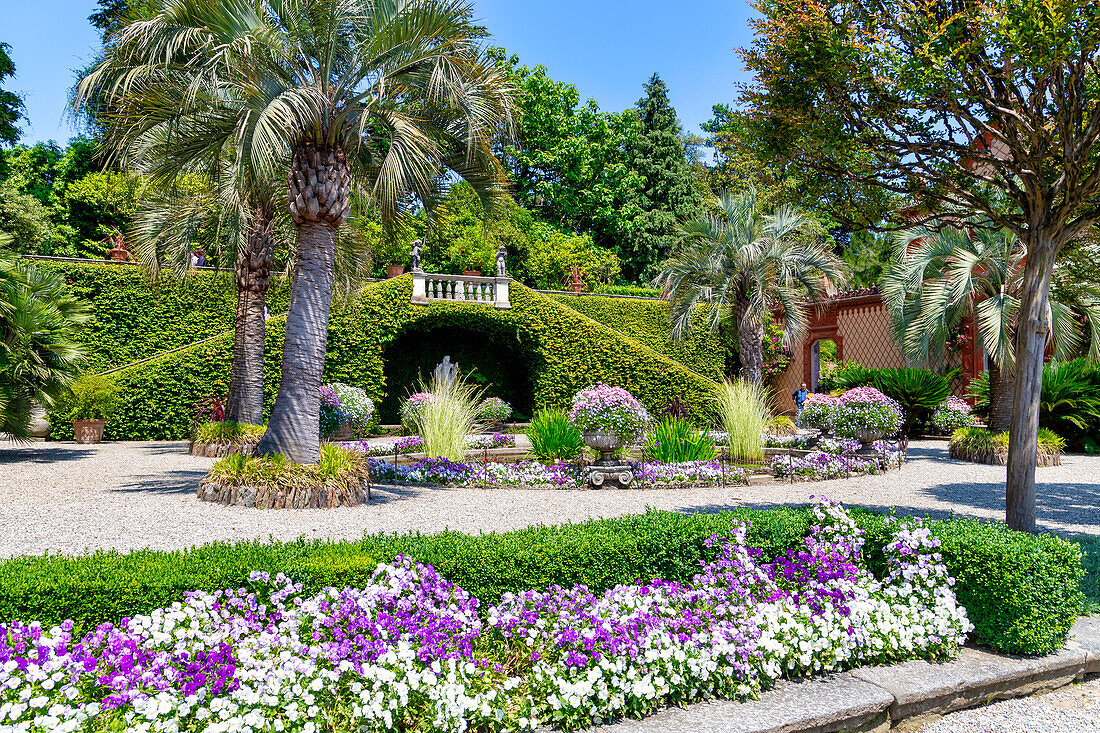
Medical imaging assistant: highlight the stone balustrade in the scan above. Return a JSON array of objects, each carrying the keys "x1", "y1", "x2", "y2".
[{"x1": 411, "y1": 271, "x2": 511, "y2": 309}]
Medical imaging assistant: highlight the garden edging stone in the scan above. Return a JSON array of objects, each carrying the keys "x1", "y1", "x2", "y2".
[{"x1": 585, "y1": 617, "x2": 1099, "y2": 733}]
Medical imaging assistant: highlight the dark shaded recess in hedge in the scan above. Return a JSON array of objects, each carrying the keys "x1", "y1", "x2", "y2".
[
  {"x1": 50, "y1": 277, "x2": 721, "y2": 440},
  {"x1": 546, "y1": 293, "x2": 734, "y2": 380},
  {"x1": 34, "y1": 260, "x2": 291, "y2": 373},
  {"x1": 0, "y1": 508, "x2": 1082, "y2": 656}
]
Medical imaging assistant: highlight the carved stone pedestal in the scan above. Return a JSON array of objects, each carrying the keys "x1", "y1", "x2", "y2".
[{"x1": 586, "y1": 460, "x2": 635, "y2": 489}]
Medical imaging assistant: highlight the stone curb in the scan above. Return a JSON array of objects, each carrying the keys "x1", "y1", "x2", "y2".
[{"x1": 582, "y1": 617, "x2": 1099, "y2": 733}]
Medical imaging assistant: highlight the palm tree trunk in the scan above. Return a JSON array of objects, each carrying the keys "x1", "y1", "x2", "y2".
[
  {"x1": 255, "y1": 143, "x2": 350, "y2": 463},
  {"x1": 254, "y1": 222, "x2": 337, "y2": 462},
  {"x1": 736, "y1": 298, "x2": 764, "y2": 389},
  {"x1": 226, "y1": 210, "x2": 275, "y2": 425},
  {"x1": 987, "y1": 359, "x2": 1015, "y2": 433}
]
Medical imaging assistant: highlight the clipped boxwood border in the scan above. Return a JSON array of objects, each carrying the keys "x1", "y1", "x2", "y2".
[
  {"x1": 50, "y1": 278, "x2": 721, "y2": 440},
  {"x1": 0, "y1": 507, "x2": 1082, "y2": 656}
]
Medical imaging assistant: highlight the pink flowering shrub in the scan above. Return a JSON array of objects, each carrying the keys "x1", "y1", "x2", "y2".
[
  {"x1": 931, "y1": 396, "x2": 974, "y2": 433},
  {"x1": 567, "y1": 383, "x2": 652, "y2": 444},
  {"x1": 399, "y1": 392, "x2": 435, "y2": 429},
  {"x1": 834, "y1": 387, "x2": 903, "y2": 437},
  {"x1": 799, "y1": 393, "x2": 840, "y2": 431}
]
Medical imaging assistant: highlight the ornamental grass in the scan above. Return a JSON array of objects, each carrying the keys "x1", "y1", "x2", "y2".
[
  {"x1": 209, "y1": 444, "x2": 368, "y2": 491},
  {"x1": 414, "y1": 374, "x2": 485, "y2": 462},
  {"x1": 949, "y1": 426, "x2": 1065, "y2": 465},
  {"x1": 715, "y1": 378, "x2": 768, "y2": 462}
]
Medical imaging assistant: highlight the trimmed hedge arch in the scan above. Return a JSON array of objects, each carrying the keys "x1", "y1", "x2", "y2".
[{"x1": 50, "y1": 277, "x2": 720, "y2": 440}]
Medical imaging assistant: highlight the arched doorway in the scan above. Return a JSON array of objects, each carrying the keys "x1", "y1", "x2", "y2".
[
  {"x1": 810, "y1": 338, "x2": 839, "y2": 392},
  {"x1": 377, "y1": 318, "x2": 541, "y2": 423}
]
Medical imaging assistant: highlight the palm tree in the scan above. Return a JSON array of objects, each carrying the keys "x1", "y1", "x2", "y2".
[
  {"x1": 653, "y1": 189, "x2": 847, "y2": 388},
  {"x1": 0, "y1": 246, "x2": 90, "y2": 437},
  {"x1": 77, "y1": 0, "x2": 515, "y2": 462},
  {"x1": 884, "y1": 222, "x2": 1100, "y2": 432}
]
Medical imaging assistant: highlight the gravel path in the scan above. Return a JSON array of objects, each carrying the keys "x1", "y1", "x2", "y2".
[
  {"x1": 919, "y1": 676, "x2": 1100, "y2": 733},
  {"x1": 1, "y1": 439, "x2": 1098, "y2": 557}
]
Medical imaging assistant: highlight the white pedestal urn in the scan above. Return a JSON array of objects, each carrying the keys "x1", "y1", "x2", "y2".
[{"x1": 582, "y1": 430, "x2": 634, "y2": 489}]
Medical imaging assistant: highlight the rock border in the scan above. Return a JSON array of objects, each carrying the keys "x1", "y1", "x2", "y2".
[
  {"x1": 189, "y1": 440, "x2": 258, "y2": 458},
  {"x1": 948, "y1": 445, "x2": 1061, "y2": 466},
  {"x1": 585, "y1": 616, "x2": 1099, "y2": 733},
  {"x1": 197, "y1": 475, "x2": 369, "y2": 508}
]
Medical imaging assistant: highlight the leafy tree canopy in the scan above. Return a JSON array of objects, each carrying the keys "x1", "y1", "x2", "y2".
[{"x1": 0, "y1": 43, "x2": 25, "y2": 148}]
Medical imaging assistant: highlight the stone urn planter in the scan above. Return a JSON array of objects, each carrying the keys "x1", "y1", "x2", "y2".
[
  {"x1": 73, "y1": 419, "x2": 105, "y2": 444},
  {"x1": 581, "y1": 430, "x2": 634, "y2": 489},
  {"x1": 385, "y1": 264, "x2": 405, "y2": 279}
]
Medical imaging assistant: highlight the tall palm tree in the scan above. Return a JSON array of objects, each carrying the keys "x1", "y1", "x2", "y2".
[
  {"x1": 0, "y1": 246, "x2": 90, "y2": 437},
  {"x1": 77, "y1": 0, "x2": 515, "y2": 462},
  {"x1": 653, "y1": 189, "x2": 847, "y2": 388},
  {"x1": 884, "y1": 222, "x2": 1100, "y2": 432},
  {"x1": 129, "y1": 172, "x2": 280, "y2": 426}
]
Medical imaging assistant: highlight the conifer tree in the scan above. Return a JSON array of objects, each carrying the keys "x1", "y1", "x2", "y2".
[{"x1": 623, "y1": 74, "x2": 701, "y2": 282}]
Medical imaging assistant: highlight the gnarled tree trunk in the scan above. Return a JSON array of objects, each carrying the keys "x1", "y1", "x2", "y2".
[
  {"x1": 226, "y1": 207, "x2": 275, "y2": 425},
  {"x1": 1006, "y1": 237, "x2": 1057, "y2": 533},
  {"x1": 255, "y1": 143, "x2": 351, "y2": 464},
  {"x1": 987, "y1": 359, "x2": 1015, "y2": 433},
  {"x1": 735, "y1": 297, "x2": 765, "y2": 389}
]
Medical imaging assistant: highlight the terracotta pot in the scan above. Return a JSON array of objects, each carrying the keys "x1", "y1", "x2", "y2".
[
  {"x1": 73, "y1": 419, "x2": 106, "y2": 444},
  {"x1": 385, "y1": 264, "x2": 405, "y2": 279},
  {"x1": 462, "y1": 269, "x2": 482, "y2": 277},
  {"x1": 570, "y1": 282, "x2": 583, "y2": 292}
]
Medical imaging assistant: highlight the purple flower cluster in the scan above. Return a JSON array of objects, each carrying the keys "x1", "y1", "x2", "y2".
[{"x1": 771, "y1": 451, "x2": 889, "y2": 480}]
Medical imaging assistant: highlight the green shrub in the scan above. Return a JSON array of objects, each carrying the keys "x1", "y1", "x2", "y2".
[
  {"x1": 50, "y1": 280, "x2": 721, "y2": 440},
  {"x1": 933, "y1": 519, "x2": 1083, "y2": 654},
  {"x1": 765, "y1": 415, "x2": 797, "y2": 436},
  {"x1": 591, "y1": 285, "x2": 663, "y2": 298},
  {"x1": 818, "y1": 362, "x2": 876, "y2": 393},
  {"x1": 59, "y1": 374, "x2": 119, "y2": 421},
  {"x1": 950, "y1": 426, "x2": 1065, "y2": 462},
  {"x1": 209, "y1": 444, "x2": 366, "y2": 489},
  {"x1": 644, "y1": 417, "x2": 716, "y2": 462},
  {"x1": 0, "y1": 508, "x2": 1081, "y2": 655},
  {"x1": 526, "y1": 409, "x2": 585, "y2": 461},
  {"x1": 194, "y1": 420, "x2": 266, "y2": 445}
]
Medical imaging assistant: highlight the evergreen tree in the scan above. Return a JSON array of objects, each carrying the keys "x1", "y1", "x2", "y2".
[
  {"x1": 622, "y1": 74, "x2": 701, "y2": 282},
  {"x1": 0, "y1": 42, "x2": 26, "y2": 148}
]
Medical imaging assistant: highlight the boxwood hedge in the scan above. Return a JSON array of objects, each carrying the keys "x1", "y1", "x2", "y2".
[
  {"x1": 0, "y1": 508, "x2": 1082, "y2": 656},
  {"x1": 50, "y1": 277, "x2": 722, "y2": 440},
  {"x1": 546, "y1": 293, "x2": 733, "y2": 380},
  {"x1": 33, "y1": 260, "x2": 290, "y2": 373}
]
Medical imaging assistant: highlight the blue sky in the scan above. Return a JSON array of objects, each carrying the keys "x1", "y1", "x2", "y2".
[{"x1": 2, "y1": 0, "x2": 757, "y2": 145}]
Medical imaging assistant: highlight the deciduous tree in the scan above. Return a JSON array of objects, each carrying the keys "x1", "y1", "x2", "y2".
[{"x1": 742, "y1": 0, "x2": 1100, "y2": 531}]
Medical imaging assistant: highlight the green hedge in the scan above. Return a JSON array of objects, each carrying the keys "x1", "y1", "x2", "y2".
[
  {"x1": 0, "y1": 508, "x2": 1081, "y2": 656},
  {"x1": 32, "y1": 260, "x2": 290, "y2": 373},
  {"x1": 51, "y1": 277, "x2": 721, "y2": 440},
  {"x1": 547, "y1": 293, "x2": 733, "y2": 380}
]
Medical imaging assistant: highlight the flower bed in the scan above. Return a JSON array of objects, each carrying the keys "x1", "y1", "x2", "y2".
[
  {"x1": 948, "y1": 427, "x2": 1064, "y2": 466},
  {"x1": 771, "y1": 442, "x2": 903, "y2": 481},
  {"x1": 349, "y1": 433, "x2": 515, "y2": 457},
  {"x1": 0, "y1": 499, "x2": 972, "y2": 733},
  {"x1": 365, "y1": 456, "x2": 749, "y2": 488}
]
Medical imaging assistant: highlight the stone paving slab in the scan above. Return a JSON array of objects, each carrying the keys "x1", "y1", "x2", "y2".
[
  {"x1": 1068, "y1": 614, "x2": 1100, "y2": 675},
  {"x1": 848, "y1": 646, "x2": 1087, "y2": 723},
  {"x1": 589, "y1": 617, "x2": 1099, "y2": 733},
  {"x1": 590, "y1": 674, "x2": 893, "y2": 733}
]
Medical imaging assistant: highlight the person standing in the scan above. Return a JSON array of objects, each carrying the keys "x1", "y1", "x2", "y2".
[{"x1": 792, "y1": 382, "x2": 810, "y2": 426}]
